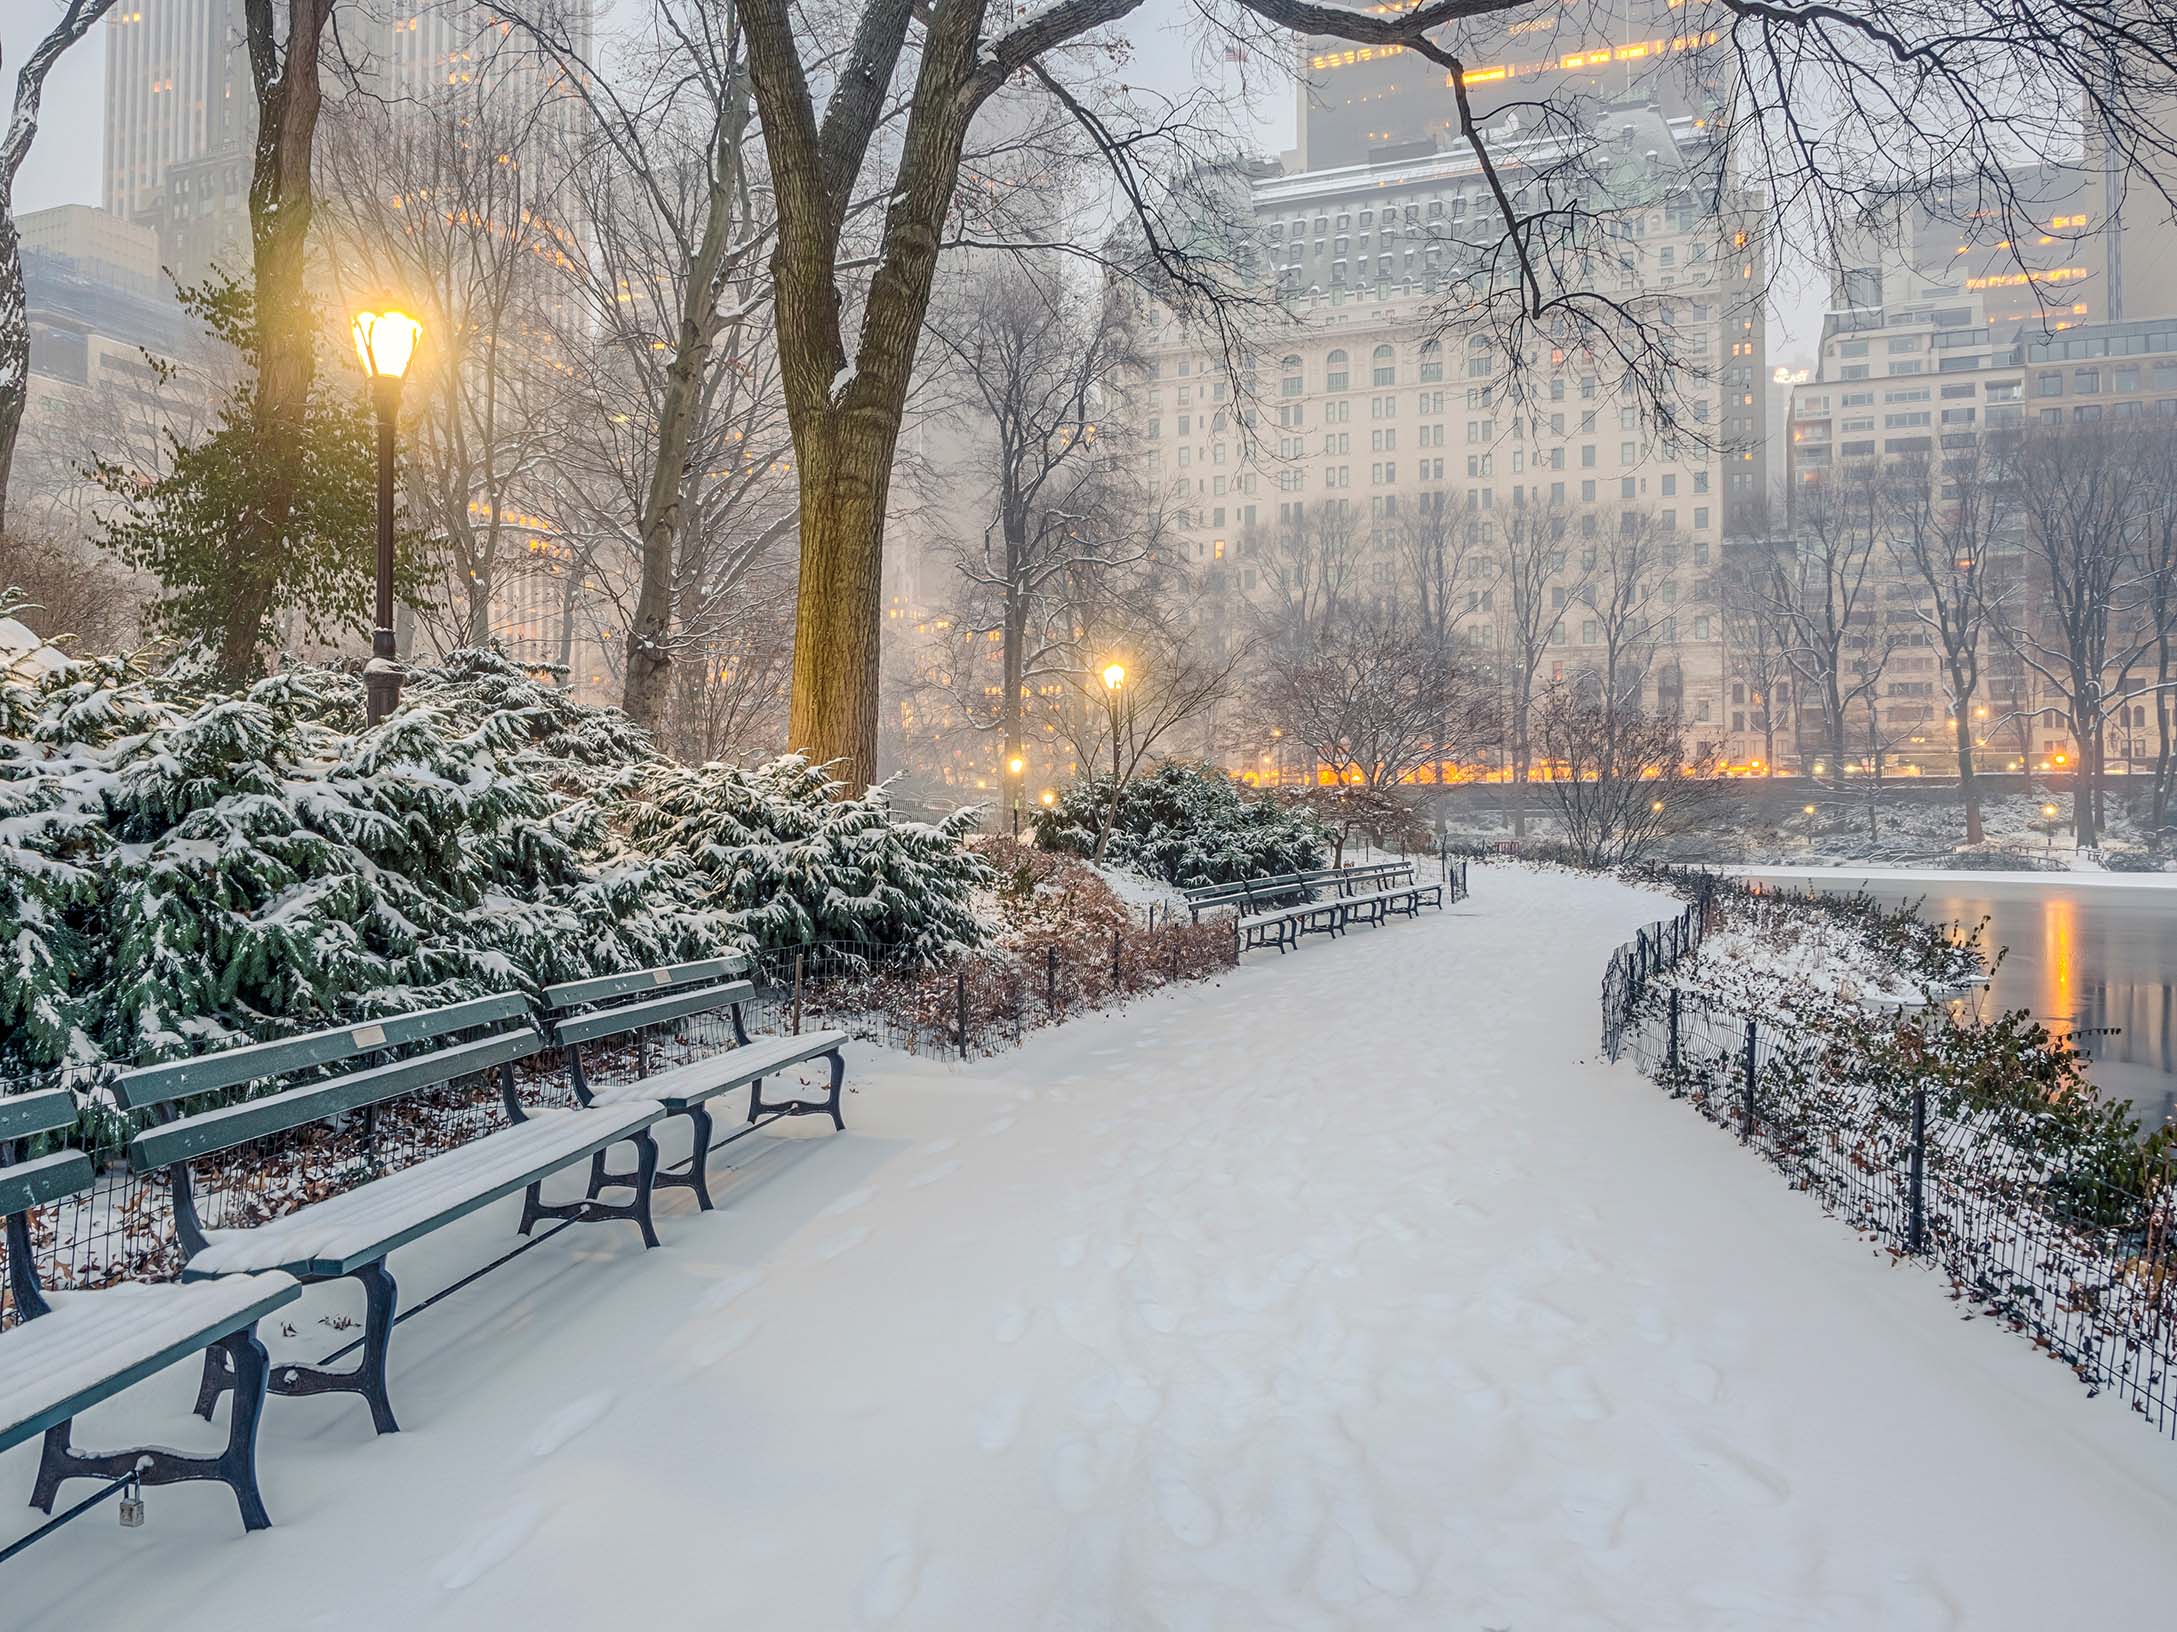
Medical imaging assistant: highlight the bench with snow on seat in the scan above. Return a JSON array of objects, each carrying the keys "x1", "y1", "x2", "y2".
[
  {"x1": 1185, "y1": 862, "x2": 1442, "y2": 952},
  {"x1": 1, "y1": 1089, "x2": 301, "y2": 1533},
  {"x1": 544, "y1": 958, "x2": 849, "y2": 1214},
  {"x1": 110, "y1": 994, "x2": 664, "y2": 1438},
  {"x1": 1325, "y1": 860, "x2": 1443, "y2": 931}
]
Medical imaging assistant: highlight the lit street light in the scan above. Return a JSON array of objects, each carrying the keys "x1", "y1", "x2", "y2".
[{"x1": 352, "y1": 304, "x2": 423, "y2": 724}]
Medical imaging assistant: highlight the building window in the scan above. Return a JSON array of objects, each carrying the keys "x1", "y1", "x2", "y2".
[{"x1": 1326, "y1": 349, "x2": 1349, "y2": 391}]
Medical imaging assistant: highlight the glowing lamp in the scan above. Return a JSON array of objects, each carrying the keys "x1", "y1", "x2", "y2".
[{"x1": 351, "y1": 307, "x2": 422, "y2": 381}]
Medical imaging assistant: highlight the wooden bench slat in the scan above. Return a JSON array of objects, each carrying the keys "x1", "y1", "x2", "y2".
[
  {"x1": 0, "y1": 1149, "x2": 94, "y2": 1217},
  {"x1": 183, "y1": 1103, "x2": 664, "y2": 1279},
  {"x1": 588, "y1": 1030, "x2": 849, "y2": 1111},
  {"x1": 128, "y1": 1028, "x2": 544, "y2": 1173},
  {"x1": 0, "y1": 1088, "x2": 80, "y2": 1143},
  {"x1": 542, "y1": 957, "x2": 750, "y2": 1010},
  {"x1": 549, "y1": 980, "x2": 763, "y2": 1047},
  {"x1": 113, "y1": 993, "x2": 534, "y2": 1112},
  {"x1": 0, "y1": 1274, "x2": 302, "y2": 1454}
]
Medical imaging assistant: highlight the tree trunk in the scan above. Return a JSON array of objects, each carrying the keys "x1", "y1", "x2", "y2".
[
  {"x1": 1952, "y1": 660, "x2": 1983, "y2": 846},
  {"x1": 2153, "y1": 632, "x2": 2173, "y2": 831},
  {"x1": 225, "y1": 0, "x2": 333, "y2": 683},
  {"x1": 785, "y1": 406, "x2": 894, "y2": 786},
  {"x1": 0, "y1": 212, "x2": 24, "y2": 536}
]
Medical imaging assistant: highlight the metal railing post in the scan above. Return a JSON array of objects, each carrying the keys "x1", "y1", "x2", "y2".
[
  {"x1": 956, "y1": 971, "x2": 969, "y2": 1059},
  {"x1": 1742, "y1": 1019, "x2": 1757, "y2": 1143},
  {"x1": 1908, "y1": 1085, "x2": 1927, "y2": 1252},
  {"x1": 792, "y1": 953, "x2": 804, "y2": 1036},
  {"x1": 1112, "y1": 926, "x2": 1122, "y2": 987},
  {"x1": 1668, "y1": 987, "x2": 1681, "y2": 1072}
]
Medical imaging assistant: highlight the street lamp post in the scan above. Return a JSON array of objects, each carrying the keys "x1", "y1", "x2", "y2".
[
  {"x1": 1095, "y1": 661, "x2": 1127, "y2": 861},
  {"x1": 1006, "y1": 753, "x2": 1025, "y2": 837},
  {"x1": 351, "y1": 305, "x2": 423, "y2": 724}
]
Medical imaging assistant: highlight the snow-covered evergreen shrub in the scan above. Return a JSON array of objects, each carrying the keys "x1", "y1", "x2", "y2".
[
  {"x1": 0, "y1": 634, "x2": 989, "y2": 1077},
  {"x1": 1032, "y1": 762, "x2": 1328, "y2": 886},
  {"x1": 620, "y1": 756, "x2": 990, "y2": 961}
]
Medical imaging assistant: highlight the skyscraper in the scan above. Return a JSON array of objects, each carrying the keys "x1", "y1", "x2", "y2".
[
  {"x1": 101, "y1": 0, "x2": 250, "y2": 229},
  {"x1": 1295, "y1": 0, "x2": 1731, "y2": 170}
]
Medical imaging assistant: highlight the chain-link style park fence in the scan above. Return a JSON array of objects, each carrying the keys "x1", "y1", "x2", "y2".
[{"x1": 1601, "y1": 874, "x2": 2177, "y2": 1440}]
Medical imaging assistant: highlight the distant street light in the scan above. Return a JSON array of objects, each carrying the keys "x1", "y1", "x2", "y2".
[{"x1": 352, "y1": 304, "x2": 424, "y2": 724}]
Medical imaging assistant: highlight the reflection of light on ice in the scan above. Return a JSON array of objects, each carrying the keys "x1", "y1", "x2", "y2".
[{"x1": 2041, "y1": 894, "x2": 2081, "y2": 1089}]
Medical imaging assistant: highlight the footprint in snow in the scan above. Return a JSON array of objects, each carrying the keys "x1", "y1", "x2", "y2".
[
  {"x1": 698, "y1": 1267, "x2": 765, "y2": 1313},
  {"x1": 822, "y1": 1185, "x2": 876, "y2": 1217},
  {"x1": 1055, "y1": 1235, "x2": 1087, "y2": 1268},
  {"x1": 818, "y1": 1225, "x2": 870, "y2": 1261},
  {"x1": 906, "y1": 1160, "x2": 959, "y2": 1190},
  {"x1": 1154, "y1": 1476, "x2": 1219, "y2": 1547},
  {"x1": 859, "y1": 1524, "x2": 919, "y2": 1622},
  {"x1": 983, "y1": 1116, "x2": 1015, "y2": 1137},
  {"x1": 1102, "y1": 1240, "x2": 1136, "y2": 1271},
  {"x1": 528, "y1": 1389, "x2": 615, "y2": 1458},
  {"x1": 993, "y1": 1302, "x2": 1029, "y2": 1344},
  {"x1": 433, "y1": 1502, "x2": 546, "y2": 1592},
  {"x1": 1135, "y1": 1300, "x2": 1178, "y2": 1334},
  {"x1": 1550, "y1": 1364, "x2": 1610, "y2": 1423},
  {"x1": 920, "y1": 1137, "x2": 957, "y2": 1156},
  {"x1": 1049, "y1": 1440, "x2": 1099, "y2": 1513},
  {"x1": 684, "y1": 1316, "x2": 760, "y2": 1372},
  {"x1": 976, "y1": 1391, "x2": 1025, "y2": 1452}
]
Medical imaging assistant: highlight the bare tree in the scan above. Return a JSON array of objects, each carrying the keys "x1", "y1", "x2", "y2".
[
  {"x1": 1718, "y1": 536, "x2": 1795, "y2": 776},
  {"x1": 1258, "y1": 604, "x2": 1496, "y2": 791},
  {"x1": 2000, "y1": 422, "x2": 2164, "y2": 847},
  {"x1": 922, "y1": 257, "x2": 1147, "y2": 783},
  {"x1": 481, "y1": 0, "x2": 783, "y2": 729},
  {"x1": 1490, "y1": 498, "x2": 1580, "y2": 830},
  {"x1": 1882, "y1": 443, "x2": 2013, "y2": 845},
  {"x1": 1042, "y1": 557, "x2": 1250, "y2": 860},
  {"x1": 0, "y1": 1, "x2": 119, "y2": 533},
  {"x1": 316, "y1": 79, "x2": 584, "y2": 653},
  {"x1": 1253, "y1": 500, "x2": 1360, "y2": 642},
  {"x1": 1535, "y1": 681, "x2": 1720, "y2": 868},
  {"x1": 1772, "y1": 465, "x2": 1893, "y2": 786},
  {"x1": 2139, "y1": 425, "x2": 2177, "y2": 833},
  {"x1": 526, "y1": 0, "x2": 2177, "y2": 787}
]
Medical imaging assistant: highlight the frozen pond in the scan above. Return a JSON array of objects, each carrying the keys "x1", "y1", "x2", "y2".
[{"x1": 1749, "y1": 874, "x2": 2177, "y2": 1135}]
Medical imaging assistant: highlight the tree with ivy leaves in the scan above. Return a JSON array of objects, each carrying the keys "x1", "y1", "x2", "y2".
[{"x1": 93, "y1": 273, "x2": 414, "y2": 667}]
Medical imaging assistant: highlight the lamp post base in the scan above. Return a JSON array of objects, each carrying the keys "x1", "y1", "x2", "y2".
[{"x1": 363, "y1": 651, "x2": 403, "y2": 726}]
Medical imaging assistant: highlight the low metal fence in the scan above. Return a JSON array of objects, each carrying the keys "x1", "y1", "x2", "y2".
[{"x1": 1603, "y1": 883, "x2": 2177, "y2": 1441}]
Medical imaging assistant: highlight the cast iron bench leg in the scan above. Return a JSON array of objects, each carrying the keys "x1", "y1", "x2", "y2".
[
  {"x1": 192, "y1": 1263, "x2": 401, "y2": 1435},
  {"x1": 34, "y1": 1323, "x2": 279, "y2": 1532}
]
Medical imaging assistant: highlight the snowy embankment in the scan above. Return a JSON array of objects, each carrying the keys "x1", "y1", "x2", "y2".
[{"x1": 7, "y1": 868, "x2": 2175, "y2": 1628}]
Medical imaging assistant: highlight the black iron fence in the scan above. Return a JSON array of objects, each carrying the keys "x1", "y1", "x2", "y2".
[{"x1": 1602, "y1": 883, "x2": 2177, "y2": 1440}]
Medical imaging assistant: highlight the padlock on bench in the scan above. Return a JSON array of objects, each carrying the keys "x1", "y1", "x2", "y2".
[{"x1": 118, "y1": 1473, "x2": 145, "y2": 1528}]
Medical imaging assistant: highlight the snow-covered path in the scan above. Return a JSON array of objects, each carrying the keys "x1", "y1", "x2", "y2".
[{"x1": 9, "y1": 867, "x2": 2177, "y2": 1628}]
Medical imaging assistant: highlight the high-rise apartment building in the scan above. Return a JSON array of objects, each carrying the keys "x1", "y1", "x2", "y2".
[
  {"x1": 1295, "y1": 0, "x2": 1730, "y2": 170},
  {"x1": 103, "y1": 1, "x2": 593, "y2": 283},
  {"x1": 1120, "y1": 106, "x2": 1768, "y2": 775}
]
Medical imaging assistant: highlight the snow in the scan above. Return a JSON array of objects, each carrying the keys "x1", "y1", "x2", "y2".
[
  {"x1": 1731, "y1": 862, "x2": 2177, "y2": 892},
  {"x1": 5, "y1": 867, "x2": 2176, "y2": 1626},
  {"x1": 2, "y1": 1274, "x2": 300, "y2": 1444}
]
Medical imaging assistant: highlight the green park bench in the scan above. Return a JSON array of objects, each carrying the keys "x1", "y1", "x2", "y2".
[
  {"x1": 543, "y1": 959, "x2": 849, "y2": 1213},
  {"x1": 2, "y1": 1089, "x2": 301, "y2": 1533},
  {"x1": 110, "y1": 993, "x2": 663, "y2": 1439}
]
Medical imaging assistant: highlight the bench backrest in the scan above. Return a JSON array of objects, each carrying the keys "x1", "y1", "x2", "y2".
[
  {"x1": 0, "y1": 1090, "x2": 91, "y2": 1218},
  {"x1": 2, "y1": 1090, "x2": 94, "y2": 1323},
  {"x1": 113, "y1": 994, "x2": 543, "y2": 1173},
  {"x1": 542, "y1": 958, "x2": 762, "y2": 1048}
]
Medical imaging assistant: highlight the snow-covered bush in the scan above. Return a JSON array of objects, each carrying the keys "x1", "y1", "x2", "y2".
[
  {"x1": 0, "y1": 636, "x2": 990, "y2": 1077},
  {"x1": 620, "y1": 756, "x2": 989, "y2": 961},
  {"x1": 1031, "y1": 762, "x2": 1327, "y2": 886}
]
